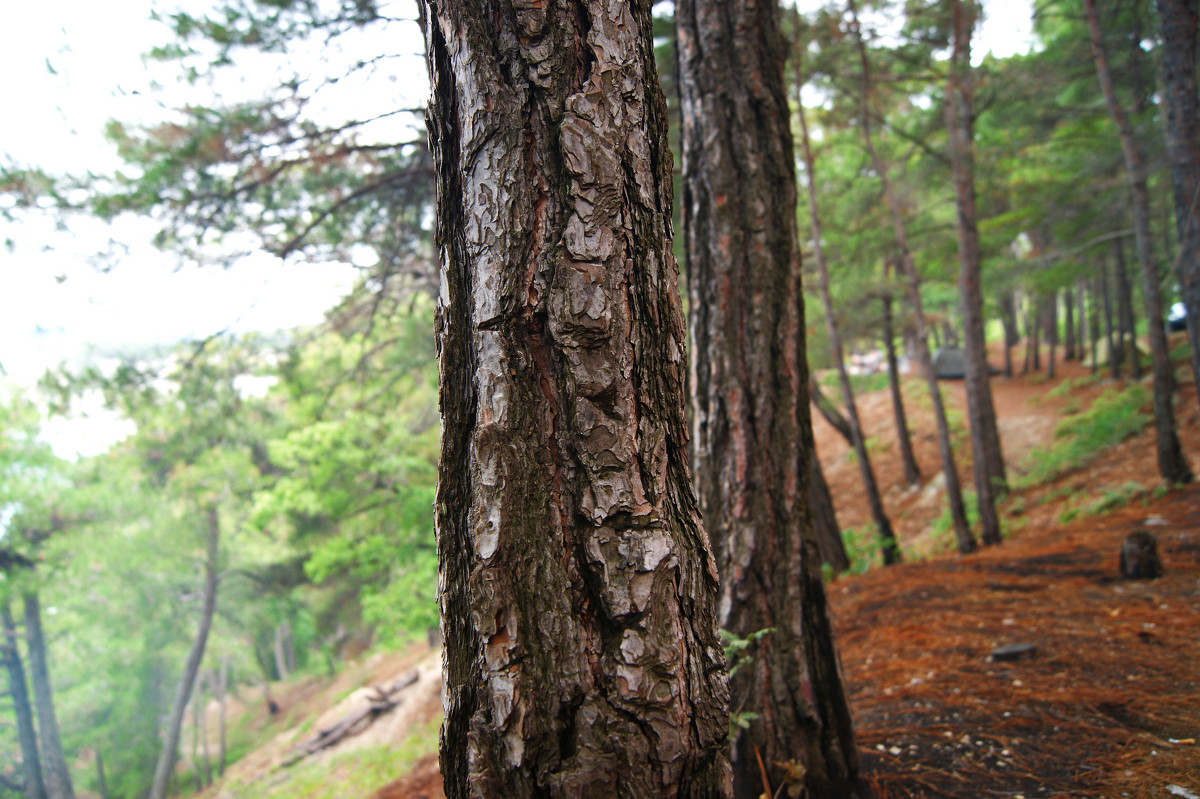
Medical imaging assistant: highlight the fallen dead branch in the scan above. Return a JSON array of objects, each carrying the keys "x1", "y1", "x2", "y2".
[{"x1": 282, "y1": 670, "x2": 420, "y2": 766}]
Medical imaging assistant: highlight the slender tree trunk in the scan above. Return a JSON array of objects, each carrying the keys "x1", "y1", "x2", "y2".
[
  {"x1": 1000, "y1": 292, "x2": 1019, "y2": 378},
  {"x1": 1101, "y1": 256, "x2": 1119, "y2": 377},
  {"x1": 1078, "y1": 281, "x2": 1088, "y2": 364},
  {"x1": 1091, "y1": 278, "x2": 1101, "y2": 374},
  {"x1": 149, "y1": 505, "x2": 221, "y2": 799},
  {"x1": 1065, "y1": 285, "x2": 1076, "y2": 360},
  {"x1": 23, "y1": 594, "x2": 73, "y2": 799},
  {"x1": 422, "y1": 3, "x2": 732, "y2": 795},
  {"x1": 1047, "y1": 292, "x2": 1058, "y2": 380},
  {"x1": 1031, "y1": 298, "x2": 1042, "y2": 371},
  {"x1": 849, "y1": 0, "x2": 975, "y2": 555},
  {"x1": 882, "y1": 274, "x2": 920, "y2": 488},
  {"x1": 93, "y1": 751, "x2": 107, "y2": 799},
  {"x1": 1156, "y1": 0, "x2": 1200, "y2": 404},
  {"x1": 1085, "y1": 0, "x2": 1193, "y2": 483},
  {"x1": 679, "y1": 4, "x2": 862, "y2": 794},
  {"x1": 809, "y1": 375, "x2": 854, "y2": 446},
  {"x1": 797, "y1": 96, "x2": 899, "y2": 566},
  {"x1": 2, "y1": 603, "x2": 45, "y2": 799},
  {"x1": 808, "y1": 448, "x2": 850, "y2": 575},
  {"x1": 945, "y1": 0, "x2": 1004, "y2": 545},
  {"x1": 1113, "y1": 238, "x2": 1141, "y2": 378}
]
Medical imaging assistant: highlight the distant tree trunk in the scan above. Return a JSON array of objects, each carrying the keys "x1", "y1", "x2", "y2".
[
  {"x1": 423, "y1": 2, "x2": 733, "y2": 794},
  {"x1": 881, "y1": 274, "x2": 920, "y2": 487},
  {"x1": 216, "y1": 658, "x2": 228, "y2": 777},
  {"x1": 945, "y1": 0, "x2": 1004, "y2": 545},
  {"x1": 1101, "y1": 256, "x2": 1119, "y2": 377},
  {"x1": 850, "y1": 0, "x2": 975, "y2": 555},
  {"x1": 681, "y1": 2, "x2": 862, "y2": 793},
  {"x1": 1000, "y1": 292, "x2": 1019, "y2": 378},
  {"x1": 1077, "y1": 281, "x2": 1088, "y2": 364},
  {"x1": 1065, "y1": 286, "x2": 1076, "y2": 360},
  {"x1": 809, "y1": 375, "x2": 854, "y2": 446},
  {"x1": 809, "y1": 449, "x2": 850, "y2": 574},
  {"x1": 149, "y1": 505, "x2": 221, "y2": 799},
  {"x1": 1156, "y1": 0, "x2": 1200, "y2": 405},
  {"x1": 1047, "y1": 293, "x2": 1059, "y2": 380},
  {"x1": 23, "y1": 593, "x2": 73, "y2": 799},
  {"x1": 1031, "y1": 297, "x2": 1042, "y2": 371},
  {"x1": 1, "y1": 603, "x2": 45, "y2": 799},
  {"x1": 94, "y1": 751, "x2": 107, "y2": 799},
  {"x1": 1113, "y1": 238, "x2": 1141, "y2": 378},
  {"x1": 1090, "y1": 278, "x2": 1101, "y2": 374},
  {"x1": 797, "y1": 73, "x2": 900, "y2": 567},
  {"x1": 1085, "y1": 0, "x2": 1193, "y2": 483}
]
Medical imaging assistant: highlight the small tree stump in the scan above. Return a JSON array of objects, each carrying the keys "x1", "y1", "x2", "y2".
[{"x1": 1120, "y1": 529, "x2": 1162, "y2": 580}]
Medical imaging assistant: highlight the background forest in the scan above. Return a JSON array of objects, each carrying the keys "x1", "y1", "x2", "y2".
[{"x1": 1, "y1": 0, "x2": 1197, "y2": 797}]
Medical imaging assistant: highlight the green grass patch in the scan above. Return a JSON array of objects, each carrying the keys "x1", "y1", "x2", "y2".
[
  {"x1": 1018, "y1": 385, "x2": 1150, "y2": 486},
  {"x1": 842, "y1": 525, "x2": 881, "y2": 575},
  {"x1": 219, "y1": 718, "x2": 440, "y2": 799},
  {"x1": 928, "y1": 491, "x2": 979, "y2": 552}
]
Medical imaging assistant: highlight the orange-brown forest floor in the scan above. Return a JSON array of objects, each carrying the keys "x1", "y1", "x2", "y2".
[{"x1": 376, "y1": 340, "x2": 1200, "y2": 799}]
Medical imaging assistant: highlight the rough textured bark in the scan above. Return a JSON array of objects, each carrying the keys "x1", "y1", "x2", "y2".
[
  {"x1": 1085, "y1": 0, "x2": 1193, "y2": 483},
  {"x1": 849, "y1": 0, "x2": 975, "y2": 555},
  {"x1": 797, "y1": 79, "x2": 899, "y2": 566},
  {"x1": 2, "y1": 602, "x2": 45, "y2": 799},
  {"x1": 23, "y1": 594, "x2": 73, "y2": 799},
  {"x1": 678, "y1": 3, "x2": 862, "y2": 794},
  {"x1": 150, "y1": 505, "x2": 220, "y2": 799},
  {"x1": 944, "y1": 0, "x2": 1004, "y2": 546},
  {"x1": 422, "y1": 3, "x2": 732, "y2": 795},
  {"x1": 809, "y1": 449, "x2": 850, "y2": 575},
  {"x1": 1156, "y1": 0, "x2": 1200, "y2": 403},
  {"x1": 881, "y1": 270, "x2": 920, "y2": 488}
]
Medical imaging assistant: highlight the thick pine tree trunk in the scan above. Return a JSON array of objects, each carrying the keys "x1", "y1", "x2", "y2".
[
  {"x1": 849, "y1": 0, "x2": 975, "y2": 555},
  {"x1": 882, "y1": 280, "x2": 920, "y2": 488},
  {"x1": 23, "y1": 594, "x2": 73, "y2": 799},
  {"x1": 422, "y1": 3, "x2": 732, "y2": 795},
  {"x1": 1156, "y1": 0, "x2": 1200, "y2": 404},
  {"x1": 678, "y1": 3, "x2": 863, "y2": 794},
  {"x1": 2, "y1": 602, "x2": 45, "y2": 799},
  {"x1": 945, "y1": 0, "x2": 1005, "y2": 546},
  {"x1": 796, "y1": 95, "x2": 899, "y2": 566},
  {"x1": 150, "y1": 506, "x2": 221, "y2": 799},
  {"x1": 1085, "y1": 0, "x2": 1193, "y2": 483}
]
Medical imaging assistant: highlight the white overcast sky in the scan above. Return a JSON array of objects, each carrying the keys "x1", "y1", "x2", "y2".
[{"x1": 0, "y1": 0, "x2": 1032, "y2": 392}]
